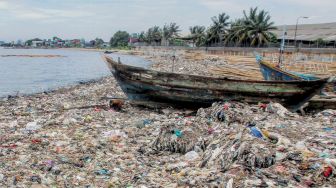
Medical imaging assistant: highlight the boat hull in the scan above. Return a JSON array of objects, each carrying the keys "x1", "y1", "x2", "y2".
[
  {"x1": 258, "y1": 61, "x2": 319, "y2": 81},
  {"x1": 104, "y1": 56, "x2": 329, "y2": 111}
]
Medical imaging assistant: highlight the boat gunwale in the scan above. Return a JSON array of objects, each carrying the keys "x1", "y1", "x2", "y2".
[
  {"x1": 103, "y1": 55, "x2": 329, "y2": 84},
  {"x1": 115, "y1": 73, "x2": 311, "y2": 95},
  {"x1": 258, "y1": 60, "x2": 304, "y2": 80}
]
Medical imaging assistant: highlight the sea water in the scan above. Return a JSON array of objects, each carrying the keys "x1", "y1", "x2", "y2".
[{"x1": 0, "y1": 48, "x2": 150, "y2": 97}]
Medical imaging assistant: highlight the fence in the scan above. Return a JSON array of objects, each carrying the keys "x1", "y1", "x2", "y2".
[{"x1": 135, "y1": 46, "x2": 336, "y2": 55}]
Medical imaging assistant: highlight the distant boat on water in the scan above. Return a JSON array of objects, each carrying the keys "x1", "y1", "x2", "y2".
[{"x1": 104, "y1": 50, "x2": 117, "y2": 54}]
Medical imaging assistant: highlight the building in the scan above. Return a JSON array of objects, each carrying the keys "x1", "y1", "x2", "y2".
[
  {"x1": 56, "y1": 41, "x2": 65, "y2": 47},
  {"x1": 128, "y1": 33, "x2": 140, "y2": 45},
  {"x1": 273, "y1": 22, "x2": 336, "y2": 47},
  {"x1": 44, "y1": 39, "x2": 52, "y2": 47},
  {"x1": 32, "y1": 40, "x2": 43, "y2": 47},
  {"x1": 129, "y1": 37, "x2": 139, "y2": 44},
  {"x1": 71, "y1": 39, "x2": 81, "y2": 47},
  {"x1": 64, "y1": 40, "x2": 71, "y2": 47}
]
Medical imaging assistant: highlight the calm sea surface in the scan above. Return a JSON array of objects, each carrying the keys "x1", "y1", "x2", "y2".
[{"x1": 0, "y1": 48, "x2": 150, "y2": 97}]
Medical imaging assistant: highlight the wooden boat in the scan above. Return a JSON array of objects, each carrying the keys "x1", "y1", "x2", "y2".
[
  {"x1": 255, "y1": 54, "x2": 319, "y2": 81},
  {"x1": 103, "y1": 55, "x2": 331, "y2": 111},
  {"x1": 258, "y1": 60, "x2": 320, "y2": 81}
]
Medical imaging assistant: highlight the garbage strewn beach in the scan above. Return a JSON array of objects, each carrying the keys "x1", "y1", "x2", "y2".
[{"x1": 0, "y1": 63, "x2": 335, "y2": 187}]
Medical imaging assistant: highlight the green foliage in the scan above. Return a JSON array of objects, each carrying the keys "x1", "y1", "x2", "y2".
[
  {"x1": 145, "y1": 26, "x2": 162, "y2": 45},
  {"x1": 138, "y1": 31, "x2": 146, "y2": 42},
  {"x1": 162, "y1": 23, "x2": 180, "y2": 45},
  {"x1": 314, "y1": 38, "x2": 327, "y2": 45},
  {"x1": 110, "y1": 31, "x2": 130, "y2": 47},
  {"x1": 189, "y1": 26, "x2": 206, "y2": 47},
  {"x1": 170, "y1": 38, "x2": 186, "y2": 46},
  {"x1": 206, "y1": 13, "x2": 230, "y2": 45},
  {"x1": 133, "y1": 7, "x2": 276, "y2": 47},
  {"x1": 269, "y1": 33, "x2": 278, "y2": 44},
  {"x1": 114, "y1": 45, "x2": 131, "y2": 50},
  {"x1": 226, "y1": 7, "x2": 276, "y2": 47},
  {"x1": 95, "y1": 38, "x2": 104, "y2": 47}
]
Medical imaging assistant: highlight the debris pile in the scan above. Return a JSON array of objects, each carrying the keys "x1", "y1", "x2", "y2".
[
  {"x1": 0, "y1": 76, "x2": 335, "y2": 187},
  {"x1": 148, "y1": 102, "x2": 336, "y2": 187},
  {"x1": 139, "y1": 49, "x2": 264, "y2": 80}
]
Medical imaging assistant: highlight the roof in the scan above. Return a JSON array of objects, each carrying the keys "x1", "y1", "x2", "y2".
[{"x1": 272, "y1": 22, "x2": 336, "y2": 41}]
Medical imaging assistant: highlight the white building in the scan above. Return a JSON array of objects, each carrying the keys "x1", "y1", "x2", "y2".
[{"x1": 32, "y1": 40, "x2": 43, "y2": 47}]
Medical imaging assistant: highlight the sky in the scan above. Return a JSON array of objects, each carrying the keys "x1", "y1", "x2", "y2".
[{"x1": 0, "y1": 0, "x2": 336, "y2": 42}]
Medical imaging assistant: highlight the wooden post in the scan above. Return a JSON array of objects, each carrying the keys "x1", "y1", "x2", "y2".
[{"x1": 172, "y1": 55, "x2": 176, "y2": 72}]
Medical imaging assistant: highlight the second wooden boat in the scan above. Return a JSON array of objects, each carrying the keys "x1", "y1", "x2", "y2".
[
  {"x1": 255, "y1": 55, "x2": 319, "y2": 81},
  {"x1": 103, "y1": 55, "x2": 331, "y2": 111}
]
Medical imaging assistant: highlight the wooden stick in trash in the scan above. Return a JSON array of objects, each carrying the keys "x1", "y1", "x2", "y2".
[
  {"x1": 63, "y1": 104, "x2": 108, "y2": 110},
  {"x1": 100, "y1": 97, "x2": 128, "y2": 100}
]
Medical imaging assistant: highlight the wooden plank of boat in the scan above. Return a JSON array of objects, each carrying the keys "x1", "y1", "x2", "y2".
[
  {"x1": 258, "y1": 60, "x2": 304, "y2": 81},
  {"x1": 256, "y1": 55, "x2": 320, "y2": 81},
  {"x1": 307, "y1": 96, "x2": 336, "y2": 110},
  {"x1": 103, "y1": 55, "x2": 331, "y2": 112}
]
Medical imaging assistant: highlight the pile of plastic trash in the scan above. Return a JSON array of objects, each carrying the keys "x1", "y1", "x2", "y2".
[
  {"x1": 148, "y1": 102, "x2": 336, "y2": 187},
  {"x1": 0, "y1": 76, "x2": 335, "y2": 187}
]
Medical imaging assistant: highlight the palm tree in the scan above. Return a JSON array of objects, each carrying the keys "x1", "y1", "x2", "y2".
[
  {"x1": 169, "y1": 23, "x2": 180, "y2": 38},
  {"x1": 152, "y1": 26, "x2": 162, "y2": 44},
  {"x1": 227, "y1": 7, "x2": 276, "y2": 47},
  {"x1": 138, "y1": 31, "x2": 146, "y2": 43},
  {"x1": 162, "y1": 23, "x2": 180, "y2": 46},
  {"x1": 189, "y1": 26, "x2": 206, "y2": 47},
  {"x1": 145, "y1": 26, "x2": 162, "y2": 45},
  {"x1": 162, "y1": 24, "x2": 170, "y2": 46},
  {"x1": 145, "y1": 28, "x2": 153, "y2": 44},
  {"x1": 94, "y1": 38, "x2": 104, "y2": 48},
  {"x1": 225, "y1": 18, "x2": 248, "y2": 46},
  {"x1": 207, "y1": 13, "x2": 230, "y2": 45}
]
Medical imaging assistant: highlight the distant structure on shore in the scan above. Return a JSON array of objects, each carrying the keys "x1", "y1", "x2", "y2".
[
  {"x1": 0, "y1": 37, "x2": 111, "y2": 49},
  {"x1": 272, "y1": 22, "x2": 336, "y2": 48}
]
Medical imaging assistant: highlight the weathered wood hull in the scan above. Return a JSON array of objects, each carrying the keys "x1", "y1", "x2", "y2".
[
  {"x1": 104, "y1": 56, "x2": 329, "y2": 111},
  {"x1": 259, "y1": 61, "x2": 319, "y2": 81}
]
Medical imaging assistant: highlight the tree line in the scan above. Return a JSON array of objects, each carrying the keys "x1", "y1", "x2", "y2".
[
  {"x1": 13, "y1": 7, "x2": 333, "y2": 49},
  {"x1": 135, "y1": 7, "x2": 277, "y2": 47}
]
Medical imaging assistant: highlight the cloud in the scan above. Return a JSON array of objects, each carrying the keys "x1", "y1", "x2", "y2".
[
  {"x1": 198, "y1": 0, "x2": 244, "y2": 13},
  {"x1": 0, "y1": 1, "x2": 93, "y2": 21},
  {"x1": 281, "y1": 0, "x2": 336, "y2": 7},
  {"x1": 0, "y1": 1, "x2": 9, "y2": 9},
  {"x1": 0, "y1": 0, "x2": 335, "y2": 41}
]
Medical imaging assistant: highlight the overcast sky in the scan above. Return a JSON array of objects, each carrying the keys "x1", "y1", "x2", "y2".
[{"x1": 0, "y1": 0, "x2": 335, "y2": 41}]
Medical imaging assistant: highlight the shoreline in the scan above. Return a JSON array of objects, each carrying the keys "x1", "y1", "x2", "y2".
[
  {"x1": 7, "y1": 47, "x2": 132, "y2": 53},
  {"x1": 0, "y1": 48, "x2": 335, "y2": 187},
  {"x1": 0, "y1": 76, "x2": 112, "y2": 100},
  {"x1": 0, "y1": 48, "x2": 144, "y2": 100}
]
